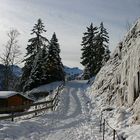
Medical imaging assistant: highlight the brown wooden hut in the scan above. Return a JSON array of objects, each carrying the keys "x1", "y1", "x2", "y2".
[{"x1": 0, "y1": 91, "x2": 33, "y2": 113}]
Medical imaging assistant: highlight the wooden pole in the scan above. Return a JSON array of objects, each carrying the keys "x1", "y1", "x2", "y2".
[
  {"x1": 100, "y1": 112, "x2": 102, "y2": 132},
  {"x1": 51, "y1": 100, "x2": 53, "y2": 111},
  {"x1": 35, "y1": 105, "x2": 37, "y2": 116},
  {"x1": 11, "y1": 112, "x2": 14, "y2": 122},
  {"x1": 113, "y1": 129, "x2": 116, "y2": 140},
  {"x1": 103, "y1": 119, "x2": 105, "y2": 140}
]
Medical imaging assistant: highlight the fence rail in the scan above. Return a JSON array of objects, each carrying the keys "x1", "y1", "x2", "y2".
[
  {"x1": 99, "y1": 110, "x2": 121, "y2": 140},
  {"x1": 0, "y1": 84, "x2": 63, "y2": 121}
]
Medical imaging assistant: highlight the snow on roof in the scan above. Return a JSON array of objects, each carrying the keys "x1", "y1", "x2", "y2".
[
  {"x1": 27, "y1": 81, "x2": 63, "y2": 94},
  {"x1": 0, "y1": 91, "x2": 18, "y2": 99},
  {"x1": 18, "y1": 93, "x2": 34, "y2": 101},
  {"x1": 0, "y1": 91, "x2": 34, "y2": 101}
]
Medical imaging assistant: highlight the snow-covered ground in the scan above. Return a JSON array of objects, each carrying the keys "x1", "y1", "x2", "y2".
[
  {"x1": 0, "y1": 80, "x2": 140, "y2": 140},
  {"x1": 86, "y1": 85, "x2": 140, "y2": 140},
  {"x1": 0, "y1": 80, "x2": 102, "y2": 140}
]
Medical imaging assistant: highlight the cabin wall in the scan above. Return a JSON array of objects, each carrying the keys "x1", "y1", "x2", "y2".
[
  {"x1": 0, "y1": 94, "x2": 33, "y2": 113},
  {"x1": 0, "y1": 99, "x2": 7, "y2": 107},
  {"x1": 7, "y1": 95, "x2": 23, "y2": 106}
]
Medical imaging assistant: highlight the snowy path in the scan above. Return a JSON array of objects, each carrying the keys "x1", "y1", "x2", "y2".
[{"x1": 0, "y1": 80, "x2": 102, "y2": 140}]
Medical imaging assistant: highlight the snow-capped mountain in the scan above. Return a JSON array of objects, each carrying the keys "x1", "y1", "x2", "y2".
[
  {"x1": 12, "y1": 65, "x2": 22, "y2": 77},
  {"x1": 13, "y1": 65, "x2": 83, "y2": 80},
  {"x1": 0, "y1": 65, "x2": 83, "y2": 90},
  {"x1": 64, "y1": 66, "x2": 83, "y2": 80},
  {"x1": 0, "y1": 64, "x2": 22, "y2": 90}
]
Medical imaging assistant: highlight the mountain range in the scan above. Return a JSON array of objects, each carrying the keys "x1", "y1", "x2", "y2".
[{"x1": 0, "y1": 64, "x2": 83, "y2": 90}]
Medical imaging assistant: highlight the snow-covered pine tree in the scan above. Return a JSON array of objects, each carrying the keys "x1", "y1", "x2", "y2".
[
  {"x1": 82, "y1": 67, "x2": 90, "y2": 80},
  {"x1": 81, "y1": 23, "x2": 99, "y2": 79},
  {"x1": 40, "y1": 45, "x2": 49, "y2": 84},
  {"x1": 43, "y1": 33, "x2": 65, "y2": 83},
  {"x1": 25, "y1": 47, "x2": 46, "y2": 90},
  {"x1": 81, "y1": 23, "x2": 110, "y2": 80},
  {"x1": 20, "y1": 19, "x2": 48, "y2": 91},
  {"x1": 98, "y1": 22, "x2": 110, "y2": 65}
]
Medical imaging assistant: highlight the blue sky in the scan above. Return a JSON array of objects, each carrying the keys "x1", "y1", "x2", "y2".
[{"x1": 0, "y1": 0, "x2": 139, "y2": 68}]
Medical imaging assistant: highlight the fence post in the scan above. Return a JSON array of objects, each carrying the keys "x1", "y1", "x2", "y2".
[
  {"x1": 113, "y1": 129, "x2": 116, "y2": 140},
  {"x1": 103, "y1": 119, "x2": 105, "y2": 140},
  {"x1": 35, "y1": 105, "x2": 37, "y2": 116},
  {"x1": 100, "y1": 112, "x2": 103, "y2": 132},
  {"x1": 11, "y1": 112, "x2": 14, "y2": 122},
  {"x1": 53, "y1": 98, "x2": 57, "y2": 110},
  {"x1": 51, "y1": 100, "x2": 54, "y2": 111},
  {"x1": 54, "y1": 97, "x2": 59, "y2": 111}
]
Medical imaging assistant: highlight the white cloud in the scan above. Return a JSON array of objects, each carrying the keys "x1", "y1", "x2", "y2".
[{"x1": 0, "y1": 0, "x2": 139, "y2": 69}]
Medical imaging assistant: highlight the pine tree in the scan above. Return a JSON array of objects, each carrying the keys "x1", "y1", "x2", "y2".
[
  {"x1": 43, "y1": 33, "x2": 65, "y2": 83},
  {"x1": 98, "y1": 22, "x2": 110, "y2": 65},
  {"x1": 26, "y1": 48, "x2": 45, "y2": 90},
  {"x1": 81, "y1": 22, "x2": 110, "y2": 79},
  {"x1": 20, "y1": 19, "x2": 48, "y2": 91},
  {"x1": 81, "y1": 23, "x2": 99, "y2": 79},
  {"x1": 82, "y1": 67, "x2": 90, "y2": 80}
]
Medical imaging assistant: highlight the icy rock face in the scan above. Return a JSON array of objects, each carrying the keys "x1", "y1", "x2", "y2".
[{"x1": 90, "y1": 19, "x2": 140, "y2": 109}]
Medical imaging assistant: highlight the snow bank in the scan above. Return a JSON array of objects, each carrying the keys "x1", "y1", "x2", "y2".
[{"x1": 27, "y1": 81, "x2": 63, "y2": 94}]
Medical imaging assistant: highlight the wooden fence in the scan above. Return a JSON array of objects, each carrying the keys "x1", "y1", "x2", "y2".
[
  {"x1": 99, "y1": 110, "x2": 121, "y2": 140},
  {"x1": 0, "y1": 84, "x2": 63, "y2": 121}
]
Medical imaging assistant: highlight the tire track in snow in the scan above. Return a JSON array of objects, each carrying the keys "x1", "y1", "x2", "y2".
[
  {"x1": 46, "y1": 81, "x2": 89, "y2": 140},
  {"x1": 64, "y1": 88, "x2": 82, "y2": 119}
]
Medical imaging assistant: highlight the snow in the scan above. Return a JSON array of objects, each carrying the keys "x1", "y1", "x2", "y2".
[
  {"x1": 0, "y1": 80, "x2": 102, "y2": 140},
  {"x1": 0, "y1": 91, "x2": 18, "y2": 98},
  {"x1": 84, "y1": 18, "x2": 140, "y2": 139},
  {"x1": 88, "y1": 18, "x2": 140, "y2": 109},
  {"x1": 27, "y1": 81, "x2": 63, "y2": 95},
  {"x1": 0, "y1": 79, "x2": 140, "y2": 139},
  {"x1": 0, "y1": 91, "x2": 33, "y2": 101}
]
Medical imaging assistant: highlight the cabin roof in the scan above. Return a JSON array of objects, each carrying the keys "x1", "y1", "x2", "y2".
[
  {"x1": 0, "y1": 91, "x2": 34, "y2": 101},
  {"x1": 0, "y1": 91, "x2": 17, "y2": 99}
]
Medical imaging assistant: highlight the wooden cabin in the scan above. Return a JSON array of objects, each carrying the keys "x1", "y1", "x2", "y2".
[{"x1": 0, "y1": 91, "x2": 33, "y2": 113}]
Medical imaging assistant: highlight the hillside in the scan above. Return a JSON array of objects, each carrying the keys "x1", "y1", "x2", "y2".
[{"x1": 86, "y1": 18, "x2": 140, "y2": 139}]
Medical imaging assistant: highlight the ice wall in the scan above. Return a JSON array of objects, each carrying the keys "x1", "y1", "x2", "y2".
[{"x1": 91, "y1": 19, "x2": 140, "y2": 108}]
